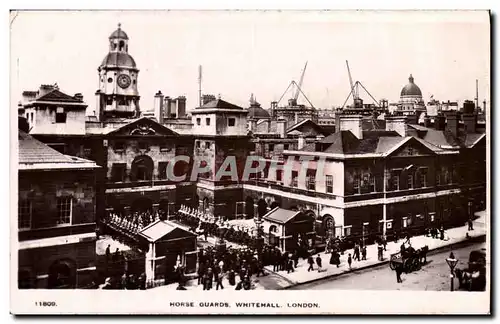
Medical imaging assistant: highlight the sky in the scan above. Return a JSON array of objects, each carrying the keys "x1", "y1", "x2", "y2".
[{"x1": 9, "y1": 10, "x2": 490, "y2": 115}]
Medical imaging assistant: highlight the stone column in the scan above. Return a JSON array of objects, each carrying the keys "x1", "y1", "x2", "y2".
[{"x1": 145, "y1": 243, "x2": 155, "y2": 284}]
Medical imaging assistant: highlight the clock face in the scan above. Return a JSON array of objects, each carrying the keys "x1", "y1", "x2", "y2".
[{"x1": 117, "y1": 74, "x2": 131, "y2": 89}]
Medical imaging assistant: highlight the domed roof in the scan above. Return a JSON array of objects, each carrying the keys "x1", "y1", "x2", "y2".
[
  {"x1": 101, "y1": 52, "x2": 137, "y2": 68},
  {"x1": 248, "y1": 106, "x2": 270, "y2": 119},
  {"x1": 109, "y1": 24, "x2": 129, "y2": 40},
  {"x1": 400, "y1": 74, "x2": 422, "y2": 97}
]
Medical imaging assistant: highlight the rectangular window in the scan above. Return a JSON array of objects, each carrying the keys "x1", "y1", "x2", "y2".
[
  {"x1": 196, "y1": 141, "x2": 201, "y2": 148},
  {"x1": 326, "y1": 175, "x2": 333, "y2": 193},
  {"x1": 111, "y1": 163, "x2": 126, "y2": 182},
  {"x1": 160, "y1": 142, "x2": 169, "y2": 152},
  {"x1": 429, "y1": 212, "x2": 436, "y2": 222},
  {"x1": 196, "y1": 118, "x2": 201, "y2": 126},
  {"x1": 228, "y1": 118, "x2": 236, "y2": 127},
  {"x1": 392, "y1": 172, "x2": 400, "y2": 191},
  {"x1": 268, "y1": 144, "x2": 275, "y2": 152},
  {"x1": 18, "y1": 199, "x2": 32, "y2": 230},
  {"x1": 56, "y1": 197, "x2": 72, "y2": 225},
  {"x1": 205, "y1": 141, "x2": 211, "y2": 149},
  {"x1": 436, "y1": 173, "x2": 441, "y2": 186},
  {"x1": 138, "y1": 142, "x2": 149, "y2": 150},
  {"x1": 206, "y1": 118, "x2": 211, "y2": 126},
  {"x1": 158, "y1": 162, "x2": 168, "y2": 179},
  {"x1": 55, "y1": 107, "x2": 67, "y2": 123},
  {"x1": 402, "y1": 217, "x2": 408, "y2": 228},
  {"x1": 114, "y1": 141, "x2": 125, "y2": 152},
  {"x1": 407, "y1": 174, "x2": 414, "y2": 189},
  {"x1": 307, "y1": 174, "x2": 316, "y2": 191},
  {"x1": 276, "y1": 170, "x2": 283, "y2": 182},
  {"x1": 353, "y1": 175, "x2": 360, "y2": 194},
  {"x1": 291, "y1": 171, "x2": 298, "y2": 188},
  {"x1": 284, "y1": 144, "x2": 289, "y2": 150},
  {"x1": 420, "y1": 168, "x2": 428, "y2": 187},
  {"x1": 344, "y1": 226, "x2": 352, "y2": 237}
]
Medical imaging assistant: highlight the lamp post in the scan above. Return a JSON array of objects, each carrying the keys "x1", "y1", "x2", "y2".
[
  {"x1": 215, "y1": 218, "x2": 228, "y2": 253},
  {"x1": 254, "y1": 215, "x2": 264, "y2": 256},
  {"x1": 446, "y1": 252, "x2": 458, "y2": 291}
]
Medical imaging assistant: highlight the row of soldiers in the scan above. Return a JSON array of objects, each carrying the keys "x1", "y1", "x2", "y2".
[{"x1": 176, "y1": 205, "x2": 259, "y2": 247}]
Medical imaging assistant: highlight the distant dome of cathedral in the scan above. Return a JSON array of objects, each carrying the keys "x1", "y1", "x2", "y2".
[
  {"x1": 247, "y1": 93, "x2": 270, "y2": 119},
  {"x1": 248, "y1": 106, "x2": 270, "y2": 119},
  {"x1": 400, "y1": 74, "x2": 422, "y2": 97}
]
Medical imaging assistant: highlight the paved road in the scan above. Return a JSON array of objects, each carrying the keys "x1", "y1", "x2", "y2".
[{"x1": 289, "y1": 242, "x2": 487, "y2": 291}]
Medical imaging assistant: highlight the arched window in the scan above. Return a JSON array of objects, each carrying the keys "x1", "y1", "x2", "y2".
[
  {"x1": 257, "y1": 199, "x2": 268, "y2": 218},
  {"x1": 131, "y1": 155, "x2": 154, "y2": 181},
  {"x1": 48, "y1": 259, "x2": 76, "y2": 289},
  {"x1": 119, "y1": 40, "x2": 125, "y2": 51},
  {"x1": 269, "y1": 225, "x2": 278, "y2": 233}
]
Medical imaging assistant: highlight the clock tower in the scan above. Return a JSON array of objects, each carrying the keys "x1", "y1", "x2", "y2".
[{"x1": 95, "y1": 23, "x2": 140, "y2": 121}]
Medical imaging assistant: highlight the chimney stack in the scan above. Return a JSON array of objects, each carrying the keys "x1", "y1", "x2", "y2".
[
  {"x1": 338, "y1": 112, "x2": 363, "y2": 139},
  {"x1": 423, "y1": 114, "x2": 431, "y2": 128},
  {"x1": 298, "y1": 135, "x2": 305, "y2": 150},
  {"x1": 444, "y1": 111, "x2": 459, "y2": 137},
  {"x1": 277, "y1": 117, "x2": 288, "y2": 138},
  {"x1": 406, "y1": 113, "x2": 418, "y2": 125},
  {"x1": 385, "y1": 114, "x2": 408, "y2": 137},
  {"x1": 176, "y1": 96, "x2": 186, "y2": 118},
  {"x1": 154, "y1": 90, "x2": 164, "y2": 123},
  {"x1": 74, "y1": 93, "x2": 84, "y2": 102},
  {"x1": 462, "y1": 100, "x2": 477, "y2": 134},
  {"x1": 435, "y1": 114, "x2": 446, "y2": 131}
]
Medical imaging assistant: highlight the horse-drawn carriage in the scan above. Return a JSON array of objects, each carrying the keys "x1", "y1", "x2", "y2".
[{"x1": 390, "y1": 243, "x2": 429, "y2": 273}]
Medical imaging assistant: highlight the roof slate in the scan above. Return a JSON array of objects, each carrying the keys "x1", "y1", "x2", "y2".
[
  {"x1": 263, "y1": 208, "x2": 300, "y2": 224},
  {"x1": 36, "y1": 89, "x2": 83, "y2": 103}
]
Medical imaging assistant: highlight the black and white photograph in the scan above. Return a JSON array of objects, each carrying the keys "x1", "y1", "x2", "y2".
[{"x1": 9, "y1": 9, "x2": 490, "y2": 315}]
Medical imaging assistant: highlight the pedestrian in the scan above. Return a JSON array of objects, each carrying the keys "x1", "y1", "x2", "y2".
[
  {"x1": 112, "y1": 248, "x2": 120, "y2": 263},
  {"x1": 256, "y1": 260, "x2": 266, "y2": 277},
  {"x1": 354, "y1": 243, "x2": 360, "y2": 261},
  {"x1": 273, "y1": 256, "x2": 280, "y2": 272},
  {"x1": 440, "y1": 226, "x2": 445, "y2": 240},
  {"x1": 105, "y1": 244, "x2": 111, "y2": 260},
  {"x1": 228, "y1": 269, "x2": 236, "y2": 286},
  {"x1": 396, "y1": 263, "x2": 403, "y2": 283},
  {"x1": 329, "y1": 252, "x2": 336, "y2": 265},
  {"x1": 215, "y1": 271, "x2": 224, "y2": 290},
  {"x1": 361, "y1": 245, "x2": 367, "y2": 261},
  {"x1": 316, "y1": 254, "x2": 323, "y2": 273},
  {"x1": 292, "y1": 251, "x2": 299, "y2": 268},
  {"x1": 287, "y1": 259, "x2": 295, "y2": 273},
  {"x1": 378, "y1": 244, "x2": 384, "y2": 261},
  {"x1": 468, "y1": 218, "x2": 474, "y2": 231},
  {"x1": 307, "y1": 255, "x2": 314, "y2": 272},
  {"x1": 347, "y1": 253, "x2": 352, "y2": 270}
]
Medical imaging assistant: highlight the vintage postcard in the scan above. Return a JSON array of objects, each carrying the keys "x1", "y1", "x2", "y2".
[{"x1": 10, "y1": 9, "x2": 490, "y2": 315}]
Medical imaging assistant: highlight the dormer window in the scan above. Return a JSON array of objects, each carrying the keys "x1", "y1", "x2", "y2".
[
  {"x1": 55, "y1": 107, "x2": 67, "y2": 123},
  {"x1": 114, "y1": 141, "x2": 125, "y2": 152}
]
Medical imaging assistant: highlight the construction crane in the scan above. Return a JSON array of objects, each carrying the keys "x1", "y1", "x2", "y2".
[
  {"x1": 346, "y1": 60, "x2": 357, "y2": 101},
  {"x1": 294, "y1": 61, "x2": 308, "y2": 101},
  {"x1": 341, "y1": 61, "x2": 380, "y2": 111}
]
